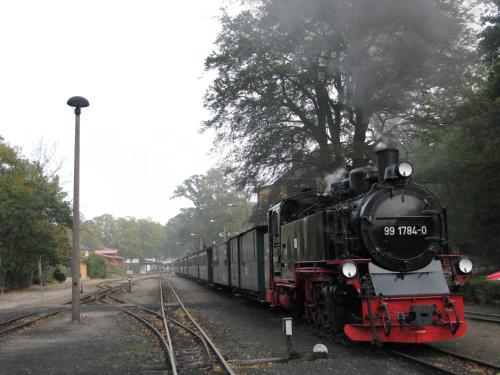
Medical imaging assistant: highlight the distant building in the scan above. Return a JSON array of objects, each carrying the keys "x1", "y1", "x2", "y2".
[
  {"x1": 125, "y1": 258, "x2": 140, "y2": 264},
  {"x1": 93, "y1": 248, "x2": 125, "y2": 268},
  {"x1": 125, "y1": 258, "x2": 162, "y2": 275}
]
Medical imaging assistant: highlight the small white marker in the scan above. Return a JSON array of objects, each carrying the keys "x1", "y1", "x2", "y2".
[{"x1": 313, "y1": 343, "x2": 328, "y2": 359}]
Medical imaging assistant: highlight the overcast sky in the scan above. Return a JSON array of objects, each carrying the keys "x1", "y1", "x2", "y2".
[{"x1": 0, "y1": 0, "x2": 233, "y2": 224}]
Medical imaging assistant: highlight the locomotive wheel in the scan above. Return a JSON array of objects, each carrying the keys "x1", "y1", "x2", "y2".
[
  {"x1": 313, "y1": 309, "x2": 328, "y2": 327},
  {"x1": 304, "y1": 305, "x2": 327, "y2": 327}
]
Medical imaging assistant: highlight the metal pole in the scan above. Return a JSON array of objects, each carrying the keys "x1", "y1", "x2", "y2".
[
  {"x1": 38, "y1": 256, "x2": 44, "y2": 302},
  {"x1": 67, "y1": 96, "x2": 88, "y2": 324},
  {"x1": 72, "y1": 107, "x2": 81, "y2": 323},
  {"x1": 0, "y1": 257, "x2": 3, "y2": 294}
]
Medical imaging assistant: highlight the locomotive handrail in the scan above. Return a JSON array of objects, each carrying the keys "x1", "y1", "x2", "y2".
[
  {"x1": 379, "y1": 303, "x2": 392, "y2": 336},
  {"x1": 365, "y1": 293, "x2": 381, "y2": 346},
  {"x1": 374, "y1": 215, "x2": 436, "y2": 219},
  {"x1": 445, "y1": 298, "x2": 461, "y2": 335}
]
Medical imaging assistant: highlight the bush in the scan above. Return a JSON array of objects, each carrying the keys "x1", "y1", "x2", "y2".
[
  {"x1": 88, "y1": 254, "x2": 107, "y2": 279},
  {"x1": 53, "y1": 268, "x2": 66, "y2": 283},
  {"x1": 464, "y1": 277, "x2": 500, "y2": 306}
]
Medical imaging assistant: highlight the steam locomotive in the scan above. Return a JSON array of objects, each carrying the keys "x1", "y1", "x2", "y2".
[{"x1": 174, "y1": 148, "x2": 473, "y2": 344}]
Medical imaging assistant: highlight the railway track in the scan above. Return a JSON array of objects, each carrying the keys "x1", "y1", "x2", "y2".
[
  {"x1": 103, "y1": 277, "x2": 235, "y2": 374},
  {"x1": 161, "y1": 278, "x2": 232, "y2": 374},
  {"x1": 0, "y1": 278, "x2": 143, "y2": 338},
  {"x1": 463, "y1": 310, "x2": 500, "y2": 324},
  {"x1": 0, "y1": 310, "x2": 61, "y2": 336},
  {"x1": 100, "y1": 294, "x2": 174, "y2": 372},
  {"x1": 386, "y1": 343, "x2": 500, "y2": 375}
]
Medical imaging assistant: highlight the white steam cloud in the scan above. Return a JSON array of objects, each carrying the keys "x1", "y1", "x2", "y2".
[{"x1": 323, "y1": 167, "x2": 347, "y2": 195}]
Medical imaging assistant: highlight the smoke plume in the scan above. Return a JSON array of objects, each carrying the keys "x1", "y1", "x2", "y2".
[{"x1": 323, "y1": 167, "x2": 347, "y2": 195}]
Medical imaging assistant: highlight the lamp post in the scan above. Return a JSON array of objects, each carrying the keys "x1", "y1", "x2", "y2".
[{"x1": 67, "y1": 96, "x2": 89, "y2": 323}]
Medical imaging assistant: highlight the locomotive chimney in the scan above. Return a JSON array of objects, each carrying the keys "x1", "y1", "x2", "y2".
[{"x1": 376, "y1": 148, "x2": 399, "y2": 183}]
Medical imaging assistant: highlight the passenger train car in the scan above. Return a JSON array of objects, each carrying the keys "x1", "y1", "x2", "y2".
[
  {"x1": 174, "y1": 226, "x2": 268, "y2": 299},
  {"x1": 174, "y1": 148, "x2": 473, "y2": 345}
]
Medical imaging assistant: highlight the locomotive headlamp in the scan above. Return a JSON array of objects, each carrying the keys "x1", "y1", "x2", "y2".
[
  {"x1": 397, "y1": 162, "x2": 413, "y2": 178},
  {"x1": 457, "y1": 257, "x2": 473, "y2": 274},
  {"x1": 341, "y1": 262, "x2": 357, "y2": 278}
]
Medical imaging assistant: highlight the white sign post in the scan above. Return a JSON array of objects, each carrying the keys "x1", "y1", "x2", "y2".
[{"x1": 282, "y1": 317, "x2": 298, "y2": 358}]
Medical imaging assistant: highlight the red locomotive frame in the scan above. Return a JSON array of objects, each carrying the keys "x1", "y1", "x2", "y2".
[{"x1": 265, "y1": 254, "x2": 469, "y2": 344}]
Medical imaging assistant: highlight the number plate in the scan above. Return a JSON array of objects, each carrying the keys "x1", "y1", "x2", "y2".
[{"x1": 383, "y1": 225, "x2": 428, "y2": 236}]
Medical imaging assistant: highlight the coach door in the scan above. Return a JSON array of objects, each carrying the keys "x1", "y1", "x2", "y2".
[
  {"x1": 269, "y1": 210, "x2": 282, "y2": 279},
  {"x1": 229, "y1": 237, "x2": 240, "y2": 288}
]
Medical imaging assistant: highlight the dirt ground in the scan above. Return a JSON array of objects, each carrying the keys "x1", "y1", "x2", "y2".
[
  {"x1": 123, "y1": 278, "x2": 161, "y2": 306},
  {"x1": 0, "y1": 308, "x2": 166, "y2": 374},
  {"x1": 0, "y1": 278, "x2": 120, "y2": 311},
  {"x1": 431, "y1": 319, "x2": 500, "y2": 364},
  {"x1": 0, "y1": 277, "x2": 166, "y2": 375}
]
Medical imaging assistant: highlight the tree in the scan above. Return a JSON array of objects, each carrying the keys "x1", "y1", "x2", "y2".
[
  {"x1": 0, "y1": 137, "x2": 71, "y2": 290},
  {"x1": 166, "y1": 168, "x2": 252, "y2": 255},
  {"x1": 479, "y1": 0, "x2": 500, "y2": 63},
  {"x1": 80, "y1": 215, "x2": 167, "y2": 260},
  {"x1": 91, "y1": 214, "x2": 118, "y2": 248},
  {"x1": 115, "y1": 217, "x2": 167, "y2": 259},
  {"x1": 53, "y1": 268, "x2": 66, "y2": 283},
  {"x1": 81, "y1": 220, "x2": 104, "y2": 250},
  {"x1": 204, "y1": 0, "x2": 472, "y2": 192},
  {"x1": 409, "y1": 1, "x2": 500, "y2": 264},
  {"x1": 87, "y1": 254, "x2": 107, "y2": 279}
]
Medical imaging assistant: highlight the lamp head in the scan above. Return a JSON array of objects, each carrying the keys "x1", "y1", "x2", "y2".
[
  {"x1": 67, "y1": 96, "x2": 89, "y2": 108},
  {"x1": 67, "y1": 96, "x2": 89, "y2": 114}
]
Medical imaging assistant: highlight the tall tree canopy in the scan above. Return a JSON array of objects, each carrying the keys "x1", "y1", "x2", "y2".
[
  {"x1": 409, "y1": 1, "x2": 500, "y2": 263},
  {"x1": 81, "y1": 214, "x2": 167, "y2": 260},
  {"x1": 204, "y1": 0, "x2": 472, "y2": 191},
  {"x1": 0, "y1": 137, "x2": 71, "y2": 289},
  {"x1": 166, "y1": 168, "x2": 252, "y2": 255}
]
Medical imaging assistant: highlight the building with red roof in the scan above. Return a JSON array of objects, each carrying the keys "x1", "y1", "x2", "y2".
[{"x1": 93, "y1": 248, "x2": 125, "y2": 268}]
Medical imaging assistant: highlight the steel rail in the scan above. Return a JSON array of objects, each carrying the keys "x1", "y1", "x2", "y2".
[
  {"x1": 0, "y1": 313, "x2": 37, "y2": 328},
  {"x1": 464, "y1": 310, "x2": 500, "y2": 319},
  {"x1": 0, "y1": 277, "x2": 152, "y2": 338},
  {"x1": 464, "y1": 314, "x2": 500, "y2": 324},
  {"x1": 108, "y1": 293, "x2": 213, "y2": 367},
  {"x1": 464, "y1": 311, "x2": 500, "y2": 324},
  {"x1": 387, "y1": 343, "x2": 500, "y2": 375},
  {"x1": 386, "y1": 348, "x2": 459, "y2": 375},
  {"x1": 165, "y1": 277, "x2": 236, "y2": 375},
  {"x1": 158, "y1": 278, "x2": 178, "y2": 375},
  {"x1": 0, "y1": 310, "x2": 62, "y2": 336},
  {"x1": 100, "y1": 298, "x2": 173, "y2": 365},
  {"x1": 424, "y1": 344, "x2": 500, "y2": 371}
]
